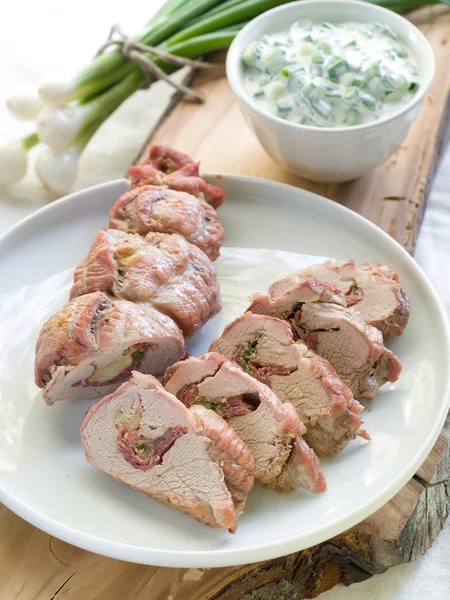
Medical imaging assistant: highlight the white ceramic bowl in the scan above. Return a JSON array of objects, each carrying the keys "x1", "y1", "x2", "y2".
[{"x1": 226, "y1": 0, "x2": 435, "y2": 182}]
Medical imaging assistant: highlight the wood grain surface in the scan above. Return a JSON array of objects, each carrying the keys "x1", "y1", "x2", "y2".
[{"x1": 2, "y1": 5, "x2": 450, "y2": 600}]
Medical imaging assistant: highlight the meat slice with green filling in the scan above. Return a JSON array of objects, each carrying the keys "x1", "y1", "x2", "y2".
[
  {"x1": 210, "y1": 313, "x2": 369, "y2": 456},
  {"x1": 248, "y1": 279, "x2": 402, "y2": 398},
  {"x1": 35, "y1": 292, "x2": 185, "y2": 405},
  {"x1": 164, "y1": 352, "x2": 326, "y2": 494},
  {"x1": 70, "y1": 229, "x2": 220, "y2": 337},
  {"x1": 81, "y1": 372, "x2": 254, "y2": 533},
  {"x1": 109, "y1": 185, "x2": 224, "y2": 261},
  {"x1": 271, "y1": 260, "x2": 409, "y2": 339}
]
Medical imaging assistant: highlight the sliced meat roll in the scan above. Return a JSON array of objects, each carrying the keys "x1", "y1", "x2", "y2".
[
  {"x1": 35, "y1": 292, "x2": 185, "y2": 405},
  {"x1": 210, "y1": 313, "x2": 369, "y2": 456},
  {"x1": 277, "y1": 436, "x2": 328, "y2": 494},
  {"x1": 70, "y1": 229, "x2": 221, "y2": 337},
  {"x1": 273, "y1": 260, "x2": 410, "y2": 339},
  {"x1": 129, "y1": 145, "x2": 226, "y2": 209},
  {"x1": 164, "y1": 353, "x2": 326, "y2": 494},
  {"x1": 81, "y1": 372, "x2": 254, "y2": 533},
  {"x1": 142, "y1": 145, "x2": 194, "y2": 173},
  {"x1": 109, "y1": 185, "x2": 224, "y2": 261},
  {"x1": 248, "y1": 279, "x2": 402, "y2": 398}
]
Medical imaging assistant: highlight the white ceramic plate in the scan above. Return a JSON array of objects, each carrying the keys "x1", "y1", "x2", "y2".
[{"x1": 0, "y1": 175, "x2": 448, "y2": 568}]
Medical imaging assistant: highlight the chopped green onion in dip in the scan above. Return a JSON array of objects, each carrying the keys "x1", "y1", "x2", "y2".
[{"x1": 242, "y1": 20, "x2": 420, "y2": 128}]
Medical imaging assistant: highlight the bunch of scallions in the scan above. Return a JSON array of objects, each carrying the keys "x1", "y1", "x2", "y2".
[{"x1": 1, "y1": 0, "x2": 446, "y2": 195}]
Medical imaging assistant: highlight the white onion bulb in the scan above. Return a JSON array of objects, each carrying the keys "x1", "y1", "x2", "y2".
[
  {"x1": 38, "y1": 78, "x2": 78, "y2": 106},
  {"x1": 37, "y1": 105, "x2": 84, "y2": 152},
  {"x1": 6, "y1": 86, "x2": 44, "y2": 120},
  {"x1": 35, "y1": 146, "x2": 79, "y2": 196}
]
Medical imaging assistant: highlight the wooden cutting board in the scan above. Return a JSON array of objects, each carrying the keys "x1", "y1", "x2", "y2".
[{"x1": 2, "y1": 5, "x2": 450, "y2": 600}]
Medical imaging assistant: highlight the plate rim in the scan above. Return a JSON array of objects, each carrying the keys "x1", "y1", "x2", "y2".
[{"x1": 1, "y1": 173, "x2": 449, "y2": 568}]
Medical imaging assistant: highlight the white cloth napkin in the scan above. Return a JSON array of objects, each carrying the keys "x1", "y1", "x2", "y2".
[{"x1": 1, "y1": 1, "x2": 449, "y2": 596}]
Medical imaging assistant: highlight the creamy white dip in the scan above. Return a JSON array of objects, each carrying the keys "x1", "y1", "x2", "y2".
[{"x1": 242, "y1": 20, "x2": 420, "y2": 128}]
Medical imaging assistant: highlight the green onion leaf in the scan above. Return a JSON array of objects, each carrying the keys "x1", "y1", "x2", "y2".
[
  {"x1": 361, "y1": 92, "x2": 377, "y2": 110},
  {"x1": 325, "y1": 86, "x2": 341, "y2": 98},
  {"x1": 396, "y1": 48, "x2": 409, "y2": 58},
  {"x1": 346, "y1": 108, "x2": 361, "y2": 126},
  {"x1": 365, "y1": 63, "x2": 381, "y2": 80},
  {"x1": 311, "y1": 99, "x2": 331, "y2": 118},
  {"x1": 328, "y1": 58, "x2": 349, "y2": 80},
  {"x1": 351, "y1": 77, "x2": 365, "y2": 88},
  {"x1": 344, "y1": 86, "x2": 359, "y2": 104}
]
